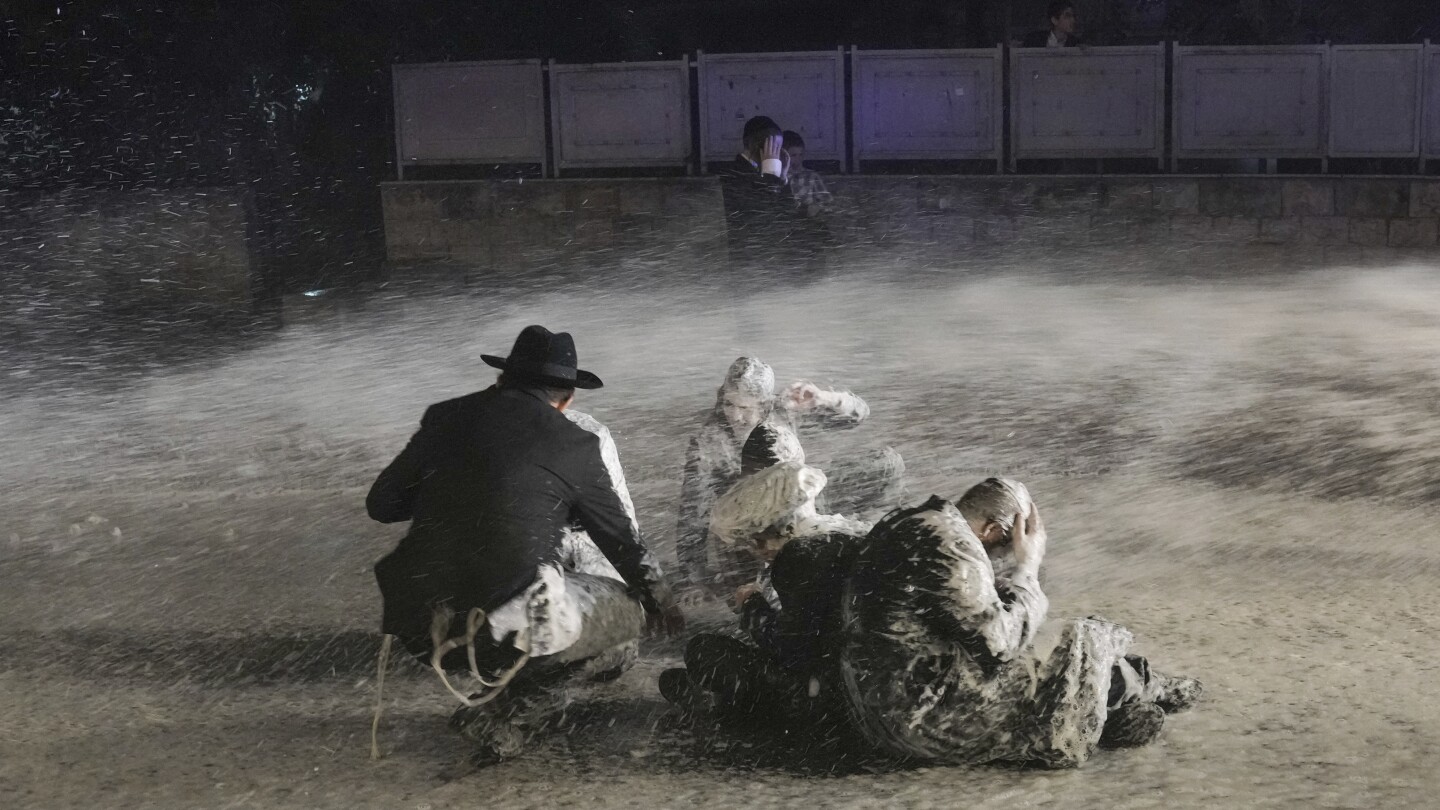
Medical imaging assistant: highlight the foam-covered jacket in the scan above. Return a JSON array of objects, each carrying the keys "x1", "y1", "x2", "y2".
[
  {"x1": 838, "y1": 497, "x2": 1133, "y2": 768},
  {"x1": 676, "y1": 358, "x2": 868, "y2": 590}
]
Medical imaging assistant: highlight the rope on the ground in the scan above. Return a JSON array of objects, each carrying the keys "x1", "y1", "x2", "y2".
[{"x1": 370, "y1": 633, "x2": 394, "y2": 761}]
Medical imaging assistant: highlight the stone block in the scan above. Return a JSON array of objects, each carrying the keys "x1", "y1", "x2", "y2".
[
  {"x1": 974, "y1": 216, "x2": 1020, "y2": 244},
  {"x1": 492, "y1": 183, "x2": 537, "y2": 217},
  {"x1": 1019, "y1": 180, "x2": 1104, "y2": 213},
  {"x1": 1281, "y1": 180, "x2": 1334, "y2": 216},
  {"x1": 1322, "y1": 245, "x2": 1366, "y2": 267},
  {"x1": 659, "y1": 184, "x2": 723, "y2": 220},
  {"x1": 1088, "y1": 213, "x2": 1157, "y2": 245},
  {"x1": 1103, "y1": 181, "x2": 1157, "y2": 211},
  {"x1": 1296, "y1": 217, "x2": 1350, "y2": 246},
  {"x1": 384, "y1": 218, "x2": 428, "y2": 251},
  {"x1": 1388, "y1": 218, "x2": 1439, "y2": 248},
  {"x1": 1169, "y1": 215, "x2": 1212, "y2": 241},
  {"x1": 1348, "y1": 218, "x2": 1389, "y2": 247},
  {"x1": 617, "y1": 182, "x2": 665, "y2": 216},
  {"x1": 1135, "y1": 217, "x2": 1171, "y2": 243},
  {"x1": 1257, "y1": 218, "x2": 1299, "y2": 244},
  {"x1": 1199, "y1": 180, "x2": 1283, "y2": 218},
  {"x1": 1003, "y1": 212, "x2": 1065, "y2": 245},
  {"x1": 1335, "y1": 180, "x2": 1408, "y2": 217},
  {"x1": 1210, "y1": 217, "x2": 1260, "y2": 243},
  {"x1": 382, "y1": 184, "x2": 450, "y2": 222},
  {"x1": 918, "y1": 180, "x2": 962, "y2": 212},
  {"x1": 926, "y1": 215, "x2": 977, "y2": 246},
  {"x1": 566, "y1": 184, "x2": 621, "y2": 214},
  {"x1": 1409, "y1": 182, "x2": 1440, "y2": 217}
]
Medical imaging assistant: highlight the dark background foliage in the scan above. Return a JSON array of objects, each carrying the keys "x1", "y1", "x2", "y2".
[{"x1": 3, "y1": 0, "x2": 1436, "y2": 291}]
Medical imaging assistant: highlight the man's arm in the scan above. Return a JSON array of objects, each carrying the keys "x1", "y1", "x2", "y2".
[
  {"x1": 365, "y1": 407, "x2": 435, "y2": 523},
  {"x1": 909, "y1": 505, "x2": 1048, "y2": 669},
  {"x1": 780, "y1": 382, "x2": 871, "y2": 428},
  {"x1": 571, "y1": 434, "x2": 677, "y2": 616}
]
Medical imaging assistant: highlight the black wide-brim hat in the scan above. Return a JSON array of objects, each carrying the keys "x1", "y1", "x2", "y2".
[{"x1": 482, "y1": 324, "x2": 603, "y2": 389}]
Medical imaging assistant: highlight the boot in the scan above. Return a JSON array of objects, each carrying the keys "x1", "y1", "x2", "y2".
[
  {"x1": 1154, "y1": 674, "x2": 1204, "y2": 714},
  {"x1": 658, "y1": 667, "x2": 714, "y2": 715},
  {"x1": 1099, "y1": 701, "x2": 1165, "y2": 749},
  {"x1": 450, "y1": 704, "x2": 527, "y2": 764}
]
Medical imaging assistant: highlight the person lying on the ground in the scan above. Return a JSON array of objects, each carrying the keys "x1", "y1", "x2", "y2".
[
  {"x1": 661, "y1": 458, "x2": 870, "y2": 731},
  {"x1": 367, "y1": 325, "x2": 684, "y2": 763},
  {"x1": 837, "y1": 485, "x2": 1201, "y2": 768},
  {"x1": 676, "y1": 355, "x2": 897, "y2": 595}
]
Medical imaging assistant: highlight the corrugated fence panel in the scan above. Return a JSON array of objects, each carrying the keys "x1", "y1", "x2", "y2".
[
  {"x1": 851, "y1": 49, "x2": 1001, "y2": 161},
  {"x1": 393, "y1": 61, "x2": 545, "y2": 166},
  {"x1": 699, "y1": 51, "x2": 845, "y2": 164},
  {"x1": 1426, "y1": 45, "x2": 1440, "y2": 159},
  {"x1": 550, "y1": 61, "x2": 691, "y2": 169},
  {"x1": 1175, "y1": 46, "x2": 1327, "y2": 158},
  {"x1": 1011, "y1": 46, "x2": 1164, "y2": 159},
  {"x1": 1329, "y1": 45, "x2": 1421, "y2": 157}
]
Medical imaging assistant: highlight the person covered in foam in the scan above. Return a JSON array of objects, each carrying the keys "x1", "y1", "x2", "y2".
[
  {"x1": 836, "y1": 479, "x2": 1203, "y2": 768},
  {"x1": 676, "y1": 356, "x2": 903, "y2": 597},
  {"x1": 661, "y1": 455, "x2": 872, "y2": 732}
]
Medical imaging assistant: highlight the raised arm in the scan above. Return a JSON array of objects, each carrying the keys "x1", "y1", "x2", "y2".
[{"x1": 780, "y1": 381, "x2": 870, "y2": 428}]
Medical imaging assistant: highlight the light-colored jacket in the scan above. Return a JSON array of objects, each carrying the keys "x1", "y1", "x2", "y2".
[{"x1": 676, "y1": 358, "x2": 868, "y2": 590}]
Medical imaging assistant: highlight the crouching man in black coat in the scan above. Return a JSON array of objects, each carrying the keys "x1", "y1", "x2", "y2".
[{"x1": 367, "y1": 324, "x2": 684, "y2": 762}]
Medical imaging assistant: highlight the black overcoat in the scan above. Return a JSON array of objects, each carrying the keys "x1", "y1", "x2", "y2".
[{"x1": 367, "y1": 385, "x2": 669, "y2": 650}]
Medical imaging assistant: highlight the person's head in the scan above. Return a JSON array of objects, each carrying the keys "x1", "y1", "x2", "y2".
[
  {"x1": 481, "y1": 324, "x2": 601, "y2": 409},
  {"x1": 1047, "y1": 0, "x2": 1076, "y2": 36},
  {"x1": 742, "y1": 115, "x2": 783, "y2": 157},
  {"x1": 782, "y1": 130, "x2": 805, "y2": 167},
  {"x1": 717, "y1": 356, "x2": 776, "y2": 436},
  {"x1": 709, "y1": 461, "x2": 827, "y2": 562},
  {"x1": 497, "y1": 372, "x2": 575, "y2": 411},
  {"x1": 740, "y1": 423, "x2": 806, "y2": 476},
  {"x1": 957, "y1": 477, "x2": 1033, "y2": 551}
]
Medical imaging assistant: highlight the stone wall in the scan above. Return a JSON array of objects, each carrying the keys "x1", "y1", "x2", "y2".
[
  {"x1": 381, "y1": 176, "x2": 1440, "y2": 272},
  {"x1": 0, "y1": 187, "x2": 256, "y2": 325},
  {"x1": 381, "y1": 178, "x2": 726, "y2": 274}
]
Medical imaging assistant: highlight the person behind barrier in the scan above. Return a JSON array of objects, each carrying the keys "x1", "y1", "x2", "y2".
[
  {"x1": 1021, "y1": 0, "x2": 1082, "y2": 47},
  {"x1": 782, "y1": 130, "x2": 834, "y2": 219},
  {"x1": 366, "y1": 324, "x2": 683, "y2": 763},
  {"x1": 715, "y1": 115, "x2": 815, "y2": 274}
]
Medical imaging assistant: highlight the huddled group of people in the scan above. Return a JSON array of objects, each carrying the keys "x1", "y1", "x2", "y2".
[{"x1": 366, "y1": 324, "x2": 1201, "y2": 770}]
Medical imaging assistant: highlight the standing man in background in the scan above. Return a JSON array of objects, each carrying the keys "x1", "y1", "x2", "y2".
[{"x1": 715, "y1": 115, "x2": 813, "y2": 275}]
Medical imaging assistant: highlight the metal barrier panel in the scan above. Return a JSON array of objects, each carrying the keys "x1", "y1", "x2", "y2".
[
  {"x1": 1329, "y1": 45, "x2": 1422, "y2": 157},
  {"x1": 1010, "y1": 46, "x2": 1164, "y2": 162},
  {"x1": 550, "y1": 61, "x2": 691, "y2": 169},
  {"x1": 1426, "y1": 45, "x2": 1440, "y2": 159},
  {"x1": 1175, "y1": 46, "x2": 1327, "y2": 158},
  {"x1": 392, "y1": 61, "x2": 545, "y2": 171},
  {"x1": 698, "y1": 51, "x2": 845, "y2": 166},
  {"x1": 851, "y1": 48, "x2": 1002, "y2": 162}
]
